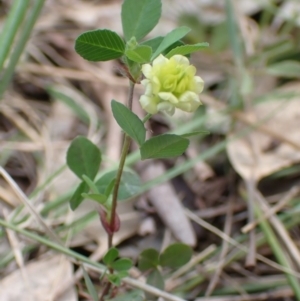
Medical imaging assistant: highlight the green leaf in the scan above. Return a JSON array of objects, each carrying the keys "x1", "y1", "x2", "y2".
[
  {"x1": 95, "y1": 170, "x2": 141, "y2": 200},
  {"x1": 111, "y1": 258, "x2": 133, "y2": 271},
  {"x1": 162, "y1": 40, "x2": 185, "y2": 56},
  {"x1": 138, "y1": 248, "x2": 159, "y2": 271},
  {"x1": 165, "y1": 42, "x2": 209, "y2": 58},
  {"x1": 146, "y1": 268, "x2": 164, "y2": 291},
  {"x1": 142, "y1": 37, "x2": 185, "y2": 57},
  {"x1": 266, "y1": 61, "x2": 300, "y2": 78},
  {"x1": 82, "y1": 266, "x2": 99, "y2": 301},
  {"x1": 75, "y1": 29, "x2": 125, "y2": 61},
  {"x1": 111, "y1": 100, "x2": 146, "y2": 146},
  {"x1": 121, "y1": 0, "x2": 162, "y2": 41},
  {"x1": 181, "y1": 130, "x2": 210, "y2": 138},
  {"x1": 82, "y1": 174, "x2": 99, "y2": 194},
  {"x1": 81, "y1": 193, "x2": 107, "y2": 205},
  {"x1": 140, "y1": 134, "x2": 189, "y2": 160},
  {"x1": 141, "y1": 36, "x2": 164, "y2": 53},
  {"x1": 66, "y1": 136, "x2": 101, "y2": 180},
  {"x1": 116, "y1": 271, "x2": 129, "y2": 279},
  {"x1": 108, "y1": 290, "x2": 144, "y2": 301},
  {"x1": 70, "y1": 181, "x2": 89, "y2": 210},
  {"x1": 103, "y1": 248, "x2": 119, "y2": 265},
  {"x1": 152, "y1": 26, "x2": 191, "y2": 59},
  {"x1": 125, "y1": 45, "x2": 152, "y2": 63},
  {"x1": 107, "y1": 274, "x2": 122, "y2": 286},
  {"x1": 159, "y1": 243, "x2": 192, "y2": 268}
]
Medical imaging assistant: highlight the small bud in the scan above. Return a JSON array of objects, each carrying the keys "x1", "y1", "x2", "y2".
[
  {"x1": 126, "y1": 36, "x2": 138, "y2": 50},
  {"x1": 113, "y1": 213, "x2": 120, "y2": 233},
  {"x1": 99, "y1": 208, "x2": 121, "y2": 235}
]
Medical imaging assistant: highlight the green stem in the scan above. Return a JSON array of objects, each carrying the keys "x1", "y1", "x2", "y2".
[
  {"x1": 108, "y1": 81, "x2": 135, "y2": 248},
  {"x1": 0, "y1": 0, "x2": 29, "y2": 72},
  {"x1": 142, "y1": 113, "x2": 152, "y2": 123},
  {"x1": 104, "y1": 81, "x2": 135, "y2": 299},
  {"x1": 0, "y1": 0, "x2": 46, "y2": 99},
  {"x1": 127, "y1": 80, "x2": 135, "y2": 110}
]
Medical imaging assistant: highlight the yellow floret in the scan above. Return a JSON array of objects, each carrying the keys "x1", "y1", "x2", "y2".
[{"x1": 139, "y1": 54, "x2": 204, "y2": 115}]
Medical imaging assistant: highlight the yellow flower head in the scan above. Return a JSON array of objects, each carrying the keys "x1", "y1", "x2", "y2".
[{"x1": 139, "y1": 54, "x2": 204, "y2": 115}]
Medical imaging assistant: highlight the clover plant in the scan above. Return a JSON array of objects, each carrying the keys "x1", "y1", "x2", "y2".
[{"x1": 66, "y1": 0, "x2": 209, "y2": 299}]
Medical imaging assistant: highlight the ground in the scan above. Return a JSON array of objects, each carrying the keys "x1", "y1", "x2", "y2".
[{"x1": 0, "y1": 0, "x2": 300, "y2": 300}]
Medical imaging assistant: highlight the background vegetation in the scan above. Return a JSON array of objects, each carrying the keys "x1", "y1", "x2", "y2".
[{"x1": 0, "y1": 0, "x2": 300, "y2": 300}]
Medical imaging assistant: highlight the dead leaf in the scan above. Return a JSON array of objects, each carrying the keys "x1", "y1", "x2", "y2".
[
  {"x1": 0, "y1": 254, "x2": 77, "y2": 301},
  {"x1": 226, "y1": 83, "x2": 300, "y2": 268},
  {"x1": 141, "y1": 161, "x2": 196, "y2": 247},
  {"x1": 227, "y1": 83, "x2": 300, "y2": 182}
]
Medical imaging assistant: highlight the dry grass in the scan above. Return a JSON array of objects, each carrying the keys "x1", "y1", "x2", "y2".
[{"x1": 1, "y1": 0, "x2": 300, "y2": 300}]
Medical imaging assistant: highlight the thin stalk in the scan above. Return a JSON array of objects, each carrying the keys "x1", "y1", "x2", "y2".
[
  {"x1": 127, "y1": 80, "x2": 135, "y2": 110},
  {"x1": 108, "y1": 135, "x2": 131, "y2": 246},
  {"x1": 0, "y1": 244, "x2": 35, "y2": 269},
  {"x1": 102, "y1": 81, "x2": 134, "y2": 300},
  {"x1": 0, "y1": 218, "x2": 105, "y2": 271},
  {"x1": 142, "y1": 113, "x2": 152, "y2": 123},
  {"x1": 0, "y1": 0, "x2": 46, "y2": 99},
  {"x1": 108, "y1": 82, "x2": 135, "y2": 248},
  {"x1": 225, "y1": 0, "x2": 243, "y2": 70},
  {"x1": 0, "y1": 0, "x2": 30, "y2": 72},
  {"x1": 210, "y1": 277, "x2": 287, "y2": 296}
]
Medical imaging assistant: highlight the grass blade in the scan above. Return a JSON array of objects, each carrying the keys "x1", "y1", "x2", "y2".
[
  {"x1": 0, "y1": 0, "x2": 46, "y2": 99},
  {"x1": 0, "y1": 0, "x2": 29, "y2": 72}
]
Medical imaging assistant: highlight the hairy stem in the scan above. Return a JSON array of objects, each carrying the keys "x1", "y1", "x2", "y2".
[
  {"x1": 103, "y1": 81, "x2": 135, "y2": 300},
  {"x1": 108, "y1": 81, "x2": 135, "y2": 248}
]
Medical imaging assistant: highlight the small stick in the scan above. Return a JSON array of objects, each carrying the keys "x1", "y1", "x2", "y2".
[
  {"x1": 242, "y1": 186, "x2": 300, "y2": 233},
  {"x1": 0, "y1": 166, "x2": 62, "y2": 245},
  {"x1": 255, "y1": 189, "x2": 300, "y2": 271},
  {"x1": 205, "y1": 200, "x2": 233, "y2": 296},
  {"x1": 245, "y1": 178, "x2": 256, "y2": 269}
]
